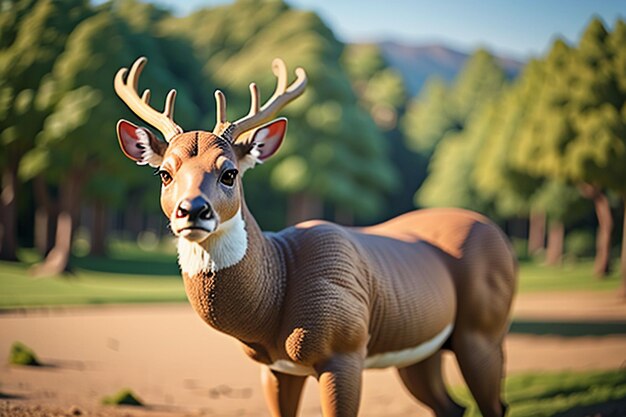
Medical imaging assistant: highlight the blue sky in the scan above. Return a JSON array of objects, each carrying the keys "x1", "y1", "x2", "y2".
[{"x1": 143, "y1": 0, "x2": 625, "y2": 59}]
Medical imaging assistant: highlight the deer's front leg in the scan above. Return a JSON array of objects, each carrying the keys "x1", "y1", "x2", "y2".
[
  {"x1": 314, "y1": 353, "x2": 364, "y2": 417},
  {"x1": 261, "y1": 366, "x2": 307, "y2": 417}
]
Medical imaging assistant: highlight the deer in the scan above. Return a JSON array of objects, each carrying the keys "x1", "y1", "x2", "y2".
[{"x1": 114, "y1": 56, "x2": 517, "y2": 417}]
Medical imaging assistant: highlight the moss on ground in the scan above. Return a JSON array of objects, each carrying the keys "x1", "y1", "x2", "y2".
[
  {"x1": 101, "y1": 389, "x2": 143, "y2": 406},
  {"x1": 8, "y1": 342, "x2": 41, "y2": 367}
]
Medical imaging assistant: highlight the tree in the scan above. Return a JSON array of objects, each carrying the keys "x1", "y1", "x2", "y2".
[
  {"x1": 20, "y1": 3, "x2": 202, "y2": 274},
  {"x1": 342, "y1": 43, "x2": 415, "y2": 224},
  {"x1": 402, "y1": 49, "x2": 508, "y2": 157},
  {"x1": 402, "y1": 77, "x2": 452, "y2": 155},
  {"x1": 608, "y1": 19, "x2": 626, "y2": 291},
  {"x1": 531, "y1": 180, "x2": 591, "y2": 265},
  {"x1": 343, "y1": 44, "x2": 406, "y2": 131},
  {"x1": 414, "y1": 50, "x2": 508, "y2": 213},
  {"x1": 417, "y1": 100, "x2": 498, "y2": 213},
  {"x1": 0, "y1": 0, "x2": 89, "y2": 260},
  {"x1": 512, "y1": 19, "x2": 626, "y2": 279},
  {"x1": 159, "y1": 0, "x2": 398, "y2": 226}
]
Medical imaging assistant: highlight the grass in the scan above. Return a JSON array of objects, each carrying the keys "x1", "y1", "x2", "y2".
[
  {"x1": 452, "y1": 369, "x2": 626, "y2": 417},
  {"x1": 0, "y1": 241, "x2": 186, "y2": 309},
  {"x1": 517, "y1": 260, "x2": 622, "y2": 292},
  {"x1": 0, "y1": 241, "x2": 622, "y2": 308}
]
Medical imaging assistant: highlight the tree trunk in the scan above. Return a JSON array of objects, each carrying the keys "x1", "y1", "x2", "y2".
[
  {"x1": 545, "y1": 221, "x2": 564, "y2": 266},
  {"x1": 287, "y1": 192, "x2": 323, "y2": 225},
  {"x1": 579, "y1": 184, "x2": 613, "y2": 278},
  {"x1": 0, "y1": 163, "x2": 19, "y2": 261},
  {"x1": 33, "y1": 176, "x2": 57, "y2": 256},
  {"x1": 90, "y1": 201, "x2": 107, "y2": 256},
  {"x1": 620, "y1": 200, "x2": 626, "y2": 299},
  {"x1": 528, "y1": 209, "x2": 546, "y2": 256},
  {"x1": 30, "y1": 172, "x2": 82, "y2": 277}
]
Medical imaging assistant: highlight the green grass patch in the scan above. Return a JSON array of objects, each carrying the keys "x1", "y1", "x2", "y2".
[
  {"x1": 517, "y1": 260, "x2": 621, "y2": 292},
  {"x1": 0, "y1": 261, "x2": 186, "y2": 308},
  {"x1": 452, "y1": 369, "x2": 626, "y2": 417},
  {"x1": 102, "y1": 389, "x2": 143, "y2": 406},
  {"x1": 8, "y1": 341, "x2": 42, "y2": 366}
]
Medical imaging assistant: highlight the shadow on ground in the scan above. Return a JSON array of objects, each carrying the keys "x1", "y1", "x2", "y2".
[
  {"x1": 553, "y1": 399, "x2": 626, "y2": 417},
  {"x1": 510, "y1": 320, "x2": 626, "y2": 337}
]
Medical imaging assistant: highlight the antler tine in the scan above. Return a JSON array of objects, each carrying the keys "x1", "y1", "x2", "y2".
[
  {"x1": 141, "y1": 89, "x2": 151, "y2": 104},
  {"x1": 271, "y1": 58, "x2": 288, "y2": 96},
  {"x1": 213, "y1": 90, "x2": 227, "y2": 135},
  {"x1": 114, "y1": 57, "x2": 183, "y2": 142},
  {"x1": 163, "y1": 89, "x2": 177, "y2": 119},
  {"x1": 225, "y1": 59, "x2": 308, "y2": 141},
  {"x1": 248, "y1": 83, "x2": 260, "y2": 116}
]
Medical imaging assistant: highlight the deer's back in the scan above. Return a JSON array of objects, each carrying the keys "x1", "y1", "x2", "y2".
[{"x1": 274, "y1": 208, "x2": 516, "y2": 366}]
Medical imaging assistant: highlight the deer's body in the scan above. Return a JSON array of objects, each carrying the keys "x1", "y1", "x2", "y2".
[{"x1": 115, "y1": 57, "x2": 517, "y2": 417}]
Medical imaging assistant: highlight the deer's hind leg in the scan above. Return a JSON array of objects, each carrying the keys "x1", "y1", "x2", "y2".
[
  {"x1": 397, "y1": 351, "x2": 465, "y2": 417},
  {"x1": 452, "y1": 332, "x2": 507, "y2": 417}
]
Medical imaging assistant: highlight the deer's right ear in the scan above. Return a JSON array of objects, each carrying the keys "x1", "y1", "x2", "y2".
[{"x1": 116, "y1": 119, "x2": 167, "y2": 167}]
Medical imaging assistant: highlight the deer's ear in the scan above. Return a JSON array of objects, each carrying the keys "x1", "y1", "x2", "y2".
[
  {"x1": 236, "y1": 118, "x2": 287, "y2": 173},
  {"x1": 252, "y1": 118, "x2": 287, "y2": 161},
  {"x1": 116, "y1": 119, "x2": 167, "y2": 167}
]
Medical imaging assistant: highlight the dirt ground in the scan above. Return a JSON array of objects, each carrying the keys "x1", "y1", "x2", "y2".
[{"x1": 0, "y1": 291, "x2": 625, "y2": 417}]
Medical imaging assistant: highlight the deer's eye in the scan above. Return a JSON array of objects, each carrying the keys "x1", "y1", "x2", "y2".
[
  {"x1": 219, "y1": 169, "x2": 238, "y2": 187},
  {"x1": 158, "y1": 169, "x2": 173, "y2": 186}
]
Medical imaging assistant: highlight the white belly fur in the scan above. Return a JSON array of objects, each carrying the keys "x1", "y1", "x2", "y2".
[{"x1": 268, "y1": 324, "x2": 454, "y2": 376}]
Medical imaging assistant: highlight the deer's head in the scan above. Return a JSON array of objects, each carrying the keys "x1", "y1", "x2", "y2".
[{"x1": 114, "y1": 57, "x2": 306, "y2": 245}]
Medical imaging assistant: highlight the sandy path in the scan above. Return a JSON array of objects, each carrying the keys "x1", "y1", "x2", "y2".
[{"x1": 0, "y1": 291, "x2": 625, "y2": 417}]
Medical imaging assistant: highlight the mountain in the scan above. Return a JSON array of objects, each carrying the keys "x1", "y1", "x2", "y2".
[{"x1": 376, "y1": 41, "x2": 525, "y2": 96}]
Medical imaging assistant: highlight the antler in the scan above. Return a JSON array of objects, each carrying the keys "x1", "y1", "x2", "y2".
[
  {"x1": 114, "y1": 57, "x2": 183, "y2": 142},
  {"x1": 213, "y1": 58, "x2": 307, "y2": 141}
]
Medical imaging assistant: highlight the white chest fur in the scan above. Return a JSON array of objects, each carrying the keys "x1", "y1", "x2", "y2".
[{"x1": 177, "y1": 210, "x2": 248, "y2": 276}]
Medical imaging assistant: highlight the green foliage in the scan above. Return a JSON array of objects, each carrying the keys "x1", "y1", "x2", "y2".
[
  {"x1": 453, "y1": 369, "x2": 626, "y2": 417},
  {"x1": 102, "y1": 389, "x2": 143, "y2": 406},
  {"x1": 512, "y1": 18, "x2": 626, "y2": 194},
  {"x1": 8, "y1": 341, "x2": 41, "y2": 366},
  {"x1": 416, "y1": 97, "x2": 502, "y2": 212},
  {"x1": 531, "y1": 180, "x2": 591, "y2": 224},
  {"x1": 0, "y1": 0, "x2": 90, "y2": 168},
  {"x1": 343, "y1": 44, "x2": 406, "y2": 130},
  {"x1": 472, "y1": 61, "x2": 545, "y2": 217},
  {"x1": 159, "y1": 0, "x2": 398, "y2": 219},
  {"x1": 402, "y1": 77, "x2": 451, "y2": 154},
  {"x1": 403, "y1": 49, "x2": 507, "y2": 156},
  {"x1": 565, "y1": 229, "x2": 595, "y2": 259},
  {"x1": 407, "y1": 49, "x2": 510, "y2": 214}
]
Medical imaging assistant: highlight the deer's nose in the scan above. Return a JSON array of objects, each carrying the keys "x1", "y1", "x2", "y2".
[{"x1": 176, "y1": 197, "x2": 213, "y2": 221}]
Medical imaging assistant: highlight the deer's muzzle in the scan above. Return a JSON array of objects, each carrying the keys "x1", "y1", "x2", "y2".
[{"x1": 171, "y1": 196, "x2": 217, "y2": 242}]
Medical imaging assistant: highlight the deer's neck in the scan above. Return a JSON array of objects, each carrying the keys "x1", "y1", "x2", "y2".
[{"x1": 178, "y1": 204, "x2": 287, "y2": 345}]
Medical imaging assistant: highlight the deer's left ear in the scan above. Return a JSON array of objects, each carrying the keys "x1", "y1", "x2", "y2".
[
  {"x1": 117, "y1": 119, "x2": 168, "y2": 168},
  {"x1": 236, "y1": 118, "x2": 287, "y2": 172}
]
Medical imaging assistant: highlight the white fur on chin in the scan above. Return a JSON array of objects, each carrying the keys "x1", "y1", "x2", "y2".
[{"x1": 177, "y1": 209, "x2": 247, "y2": 276}]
